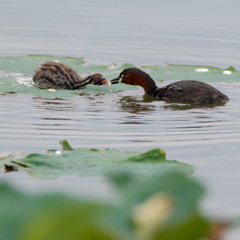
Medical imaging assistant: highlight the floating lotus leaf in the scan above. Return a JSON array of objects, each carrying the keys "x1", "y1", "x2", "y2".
[
  {"x1": 0, "y1": 55, "x2": 238, "y2": 99},
  {"x1": 0, "y1": 141, "x2": 194, "y2": 179},
  {"x1": 140, "y1": 63, "x2": 239, "y2": 83}
]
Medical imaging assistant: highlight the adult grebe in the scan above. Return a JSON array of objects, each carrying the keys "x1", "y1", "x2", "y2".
[{"x1": 111, "y1": 68, "x2": 229, "y2": 104}]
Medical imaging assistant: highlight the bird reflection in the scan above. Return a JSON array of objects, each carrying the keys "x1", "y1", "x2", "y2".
[
  {"x1": 117, "y1": 95, "x2": 156, "y2": 114},
  {"x1": 30, "y1": 85, "x2": 229, "y2": 115},
  {"x1": 0, "y1": 91, "x2": 17, "y2": 96},
  {"x1": 32, "y1": 96, "x2": 74, "y2": 112},
  {"x1": 162, "y1": 100, "x2": 227, "y2": 111},
  {"x1": 117, "y1": 93, "x2": 227, "y2": 114},
  {"x1": 31, "y1": 93, "x2": 108, "y2": 112}
]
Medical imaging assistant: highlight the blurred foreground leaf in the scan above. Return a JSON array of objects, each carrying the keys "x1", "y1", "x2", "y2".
[
  {"x1": 111, "y1": 172, "x2": 209, "y2": 240},
  {"x1": 0, "y1": 183, "x2": 127, "y2": 240},
  {"x1": 0, "y1": 172, "x2": 231, "y2": 240},
  {"x1": 110, "y1": 172, "x2": 205, "y2": 225}
]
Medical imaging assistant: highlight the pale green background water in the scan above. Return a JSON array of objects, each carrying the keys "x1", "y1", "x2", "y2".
[
  {"x1": 0, "y1": 0, "x2": 240, "y2": 239},
  {"x1": 1, "y1": 0, "x2": 240, "y2": 68}
]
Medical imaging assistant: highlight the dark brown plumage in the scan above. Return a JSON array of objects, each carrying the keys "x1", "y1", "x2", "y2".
[
  {"x1": 33, "y1": 62, "x2": 107, "y2": 90},
  {"x1": 111, "y1": 68, "x2": 229, "y2": 104}
]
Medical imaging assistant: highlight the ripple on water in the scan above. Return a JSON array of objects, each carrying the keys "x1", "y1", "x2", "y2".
[{"x1": 0, "y1": 82, "x2": 239, "y2": 154}]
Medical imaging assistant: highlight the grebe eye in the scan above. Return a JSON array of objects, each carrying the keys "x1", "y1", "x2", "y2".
[{"x1": 121, "y1": 74, "x2": 124, "y2": 78}]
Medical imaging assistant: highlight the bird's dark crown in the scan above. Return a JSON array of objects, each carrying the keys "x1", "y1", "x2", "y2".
[
  {"x1": 119, "y1": 68, "x2": 150, "y2": 80},
  {"x1": 118, "y1": 68, "x2": 157, "y2": 95}
]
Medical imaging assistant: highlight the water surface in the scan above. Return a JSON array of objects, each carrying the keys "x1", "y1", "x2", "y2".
[{"x1": 1, "y1": 0, "x2": 240, "y2": 68}]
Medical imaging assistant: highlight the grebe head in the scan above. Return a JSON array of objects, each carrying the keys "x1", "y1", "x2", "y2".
[
  {"x1": 88, "y1": 73, "x2": 109, "y2": 85},
  {"x1": 110, "y1": 68, "x2": 157, "y2": 94}
]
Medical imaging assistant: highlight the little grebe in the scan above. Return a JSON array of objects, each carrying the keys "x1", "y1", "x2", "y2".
[
  {"x1": 111, "y1": 68, "x2": 229, "y2": 104},
  {"x1": 33, "y1": 62, "x2": 108, "y2": 89}
]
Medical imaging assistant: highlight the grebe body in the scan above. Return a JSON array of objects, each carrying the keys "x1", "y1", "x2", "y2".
[
  {"x1": 33, "y1": 62, "x2": 107, "y2": 90},
  {"x1": 111, "y1": 68, "x2": 229, "y2": 104}
]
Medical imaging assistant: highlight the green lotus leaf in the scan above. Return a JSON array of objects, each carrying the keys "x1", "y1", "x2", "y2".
[
  {"x1": 140, "y1": 63, "x2": 239, "y2": 83},
  {"x1": 0, "y1": 141, "x2": 194, "y2": 179},
  {"x1": 0, "y1": 55, "x2": 238, "y2": 99}
]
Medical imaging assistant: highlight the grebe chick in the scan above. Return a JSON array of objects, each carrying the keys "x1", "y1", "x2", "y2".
[
  {"x1": 111, "y1": 68, "x2": 229, "y2": 104},
  {"x1": 33, "y1": 62, "x2": 108, "y2": 90}
]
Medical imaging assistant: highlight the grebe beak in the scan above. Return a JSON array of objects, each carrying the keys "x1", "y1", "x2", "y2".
[
  {"x1": 110, "y1": 76, "x2": 121, "y2": 84},
  {"x1": 100, "y1": 79, "x2": 110, "y2": 85},
  {"x1": 100, "y1": 79, "x2": 112, "y2": 92}
]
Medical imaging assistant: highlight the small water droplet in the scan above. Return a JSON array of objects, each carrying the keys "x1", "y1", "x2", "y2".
[
  {"x1": 48, "y1": 89, "x2": 56, "y2": 92},
  {"x1": 107, "y1": 81, "x2": 112, "y2": 92},
  {"x1": 55, "y1": 151, "x2": 61, "y2": 155},
  {"x1": 194, "y1": 68, "x2": 209, "y2": 73},
  {"x1": 222, "y1": 70, "x2": 232, "y2": 75}
]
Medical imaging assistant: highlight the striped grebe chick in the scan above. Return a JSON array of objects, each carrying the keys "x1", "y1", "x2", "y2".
[
  {"x1": 111, "y1": 68, "x2": 229, "y2": 104},
  {"x1": 33, "y1": 62, "x2": 108, "y2": 90}
]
